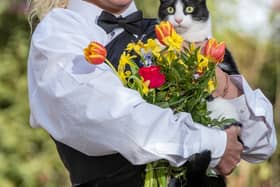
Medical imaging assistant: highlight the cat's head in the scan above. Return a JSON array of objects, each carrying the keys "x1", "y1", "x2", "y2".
[{"x1": 158, "y1": 0, "x2": 210, "y2": 42}]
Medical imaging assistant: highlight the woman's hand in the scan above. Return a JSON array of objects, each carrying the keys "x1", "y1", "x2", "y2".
[
  {"x1": 212, "y1": 67, "x2": 242, "y2": 99},
  {"x1": 216, "y1": 125, "x2": 243, "y2": 175}
]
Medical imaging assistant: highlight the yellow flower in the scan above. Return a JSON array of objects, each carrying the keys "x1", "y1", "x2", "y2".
[
  {"x1": 119, "y1": 72, "x2": 127, "y2": 84},
  {"x1": 126, "y1": 43, "x2": 135, "y2": 51},
  {"x1": 118, "y1": 52, "x2": 136, "y2": 72},
  {"x1": 163, "y1": 51, "x2": 178, "y2": 65},
  {"x1": 118, "y1": 71, "x2": 131, "y2": 84},
  {"x1": 188, "y1": 43, "x2": 196, "y2": 54},
  {"x1": 178, "y1": 59, "x2": 189, "y2": 70},
  {"x1": 118, "y1": 52, "x2": 136, "y2": 84},
  {"x1": 207, "y1": 80, "x2": 216, "y2": 93},
  {"x1": 163, "y1": 32, "x2": 184, "y2": 51},
  {"x1": 143, "y1": 39, "x2": 161, "y2": 58},
  {"x1": 141, "y1": 78, "x2": 150, "y2": 96},
  {"x1": 126, "y1": 41, "x2": 144, "y2": 55},
  {"x1": 197, "y1": 53, "x2": 209, "y2": 74}
]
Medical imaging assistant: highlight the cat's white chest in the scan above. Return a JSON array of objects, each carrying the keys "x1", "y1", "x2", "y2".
[
  {"x1": 207, "y1": 97, "x2": 241, "y2": 122},
  {"x1": 179, "y1": 19, "x2": 211, "y2": 42}
]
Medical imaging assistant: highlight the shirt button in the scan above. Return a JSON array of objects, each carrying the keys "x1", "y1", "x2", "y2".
[{"x1": 111, "y1": 31, "x2": 115, "y2": 38}]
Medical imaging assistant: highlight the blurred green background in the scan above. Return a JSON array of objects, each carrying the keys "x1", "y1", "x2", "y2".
[{"x1": 0, "y1": 0, "x2": 279, "y2": 186}]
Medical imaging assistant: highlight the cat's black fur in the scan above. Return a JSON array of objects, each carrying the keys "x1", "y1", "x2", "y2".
[
  {"x1": 220, "y1": 48, "x2": 239, "y2": 75},
  {"x1": 185, "y1": 151, "x2": 226, "y2": 187}
]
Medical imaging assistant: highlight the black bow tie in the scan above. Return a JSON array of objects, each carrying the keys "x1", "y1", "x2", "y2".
[{"x1": 97, "y1": 10, "x2": 143, "y2": 36}]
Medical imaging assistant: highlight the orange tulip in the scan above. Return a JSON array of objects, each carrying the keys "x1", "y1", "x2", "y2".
[
  {"x1": 155, "y1": 21, "x2": 175, "y2": 45},
  {"x1": 84, "y1": 41, "x2": 107, "y2": 64},
  {"x1": 203, "y1": 38, "x2": 226, "y2": 63}
]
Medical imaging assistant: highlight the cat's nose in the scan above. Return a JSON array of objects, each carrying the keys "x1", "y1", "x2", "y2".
[{"x1": 175, "y1": 18, "x2": 183, "y2": 24}]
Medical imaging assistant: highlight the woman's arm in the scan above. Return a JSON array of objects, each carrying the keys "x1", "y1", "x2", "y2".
[
  {"x1": 28, "y1": 9, "x2": 229, "y2": 167},
  {"x1": 214, "y1": 66, "x2": 277, "y2": 162}
]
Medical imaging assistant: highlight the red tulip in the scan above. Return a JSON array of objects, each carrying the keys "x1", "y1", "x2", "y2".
[
  {"x1": 203, "y1": 38, "x2": 226, "y2": 63},
  {"x1": 84, "y1": 41, "x2": 107, "y2": 64},
  {"x1": 155, "y1": 21, "x2": 175, "y2": 45},
  {"x1": 138, "y1": 65, "x2": 166, "y2": 88}
]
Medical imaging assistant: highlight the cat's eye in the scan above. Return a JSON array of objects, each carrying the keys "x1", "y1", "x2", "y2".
[
  {"x1": 185, "y1": 6, "x2": 194, "y2": 14},
  {"x1": 166, "y1": 7, "x2": 175, "y2": 14}
]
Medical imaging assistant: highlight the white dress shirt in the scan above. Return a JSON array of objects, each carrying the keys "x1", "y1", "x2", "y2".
[
  {"x1": 229, "y1": 76, "x2": 277, "y2": 162},
  {"x1": 27, "y1": 0, "x2": 277, "y2": 168}
]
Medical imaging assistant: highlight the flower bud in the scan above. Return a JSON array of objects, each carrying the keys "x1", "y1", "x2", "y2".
[
  {"x1": 155, "y1": 21, "x2": 175, "y2": 45},
  {"x1": 204, "y1": 38, "x2": 226, "y2": 63},
  {"x1": 84, "y1": 41, "x2": 107, "y2": 64}
]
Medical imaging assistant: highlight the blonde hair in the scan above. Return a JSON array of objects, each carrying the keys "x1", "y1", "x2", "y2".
[{"x1": 28, "y1": 0, "x2": 69, "y2": 24}]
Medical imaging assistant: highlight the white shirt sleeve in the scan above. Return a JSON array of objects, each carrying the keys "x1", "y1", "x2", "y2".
[
  {"x1": 230, "y1": 75, "x2": 277, "y2": 163},
  {"x1": 28, "y1": 9, "x2": 227, "y2": 167}
]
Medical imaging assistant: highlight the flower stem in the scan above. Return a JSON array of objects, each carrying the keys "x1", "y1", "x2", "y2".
[{"x1": 105, "y1": 59, "x2": 119, "y2": 76}]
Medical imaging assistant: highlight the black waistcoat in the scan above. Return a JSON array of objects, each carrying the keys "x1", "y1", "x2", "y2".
[{"x1": 52, "y1": 18, "x2": 158, "y2": 187}]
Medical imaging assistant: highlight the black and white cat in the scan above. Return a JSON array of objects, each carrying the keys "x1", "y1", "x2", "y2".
[
  {"x1": 158, "y1": 0, "x2": 241, "y2": 130},
  {"x1": 158, "y1": 0, "x2": 241, "y2": 187},
  {"x1": 158, "y1": 0, "x2": 241, "y2": 128},
  {"x1": 158, "y1": 0, "x2": 240, "y2": 74},
  {"x1": 158, "y1": 0, "x2": 211, "y2": 42}
]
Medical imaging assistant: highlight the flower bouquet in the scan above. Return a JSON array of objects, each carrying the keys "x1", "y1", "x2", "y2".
[{"x1": 84, "y1": 21, "x2": 229, "y2": 187}]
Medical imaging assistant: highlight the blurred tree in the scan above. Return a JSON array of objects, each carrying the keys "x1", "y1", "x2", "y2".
[
  {"x1": 267, "y1": 2, "x2": 280, "y2": 186},
  {"x1": 135, "y1": 0, "x2": 159, "y2": 17},
  {"x1": 0, "y1": 1, "x2": 69, "y2": 187}
]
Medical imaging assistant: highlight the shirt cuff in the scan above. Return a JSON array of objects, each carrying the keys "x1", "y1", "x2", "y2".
[{"x1": 198, "y1": 124, "x2": 227, "y2": 168}]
